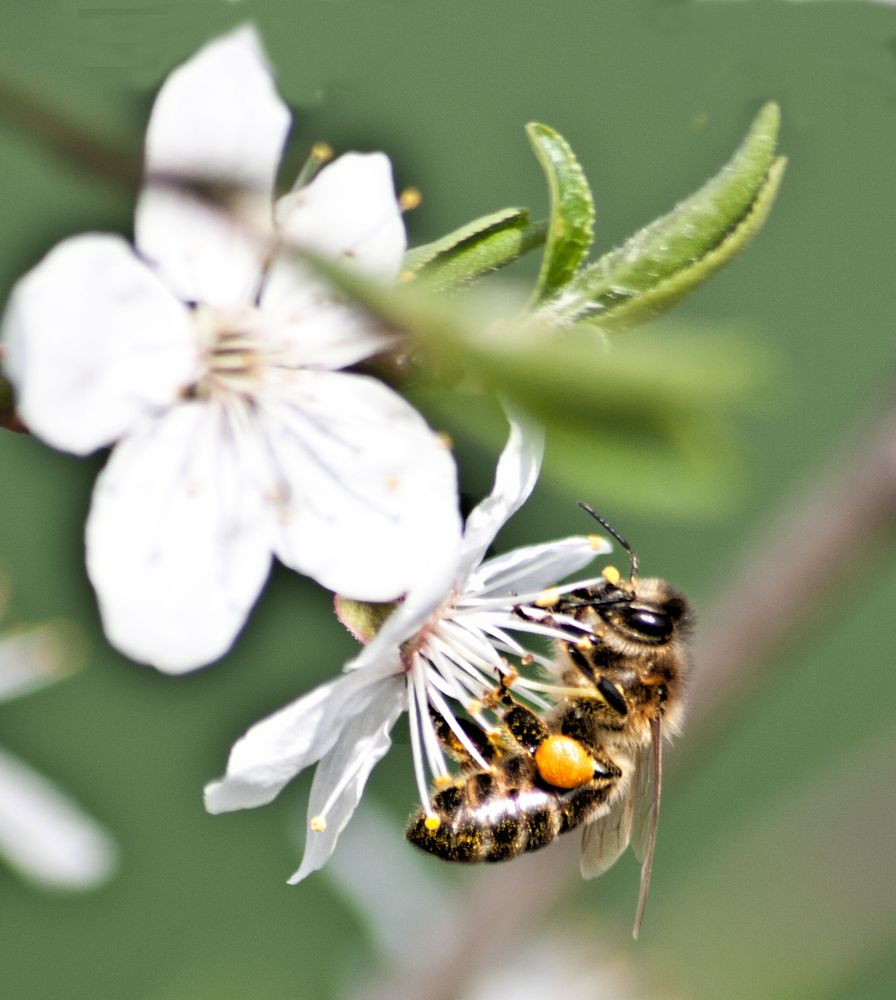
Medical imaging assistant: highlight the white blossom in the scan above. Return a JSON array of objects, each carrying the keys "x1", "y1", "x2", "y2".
[
  {"x1": 204, "y1": 418, "x2": 612, "y2": 881},
  {"x1": 1, "y1": 26, "x2": 460, "y2": 673},
  {"x1": 0, "y1": 627, "x2": 117, "y2": 889}
]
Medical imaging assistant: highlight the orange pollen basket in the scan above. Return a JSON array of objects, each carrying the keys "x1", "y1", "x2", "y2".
[{"x1": 534, "y1": 735, "x2": 594, "y2": 790}]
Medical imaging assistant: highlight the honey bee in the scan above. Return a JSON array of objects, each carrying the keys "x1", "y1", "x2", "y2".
[{"x1": 406, "y1": 504, "x2": 691, "y2": 937}]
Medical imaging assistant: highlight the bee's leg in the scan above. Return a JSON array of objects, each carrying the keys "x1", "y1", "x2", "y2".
[
  {"x1": 558, "y1": 751, "x2": 624, "y2": 833},
  {"x1": 428, "y1": 707, "x2": 496, "y2": 769},
  {"x1": 512, "y1": 602, "x2": 595, "y2": 643},
  {"x1": 487, "y1": 684, "x2": 551, "y2": 755}
]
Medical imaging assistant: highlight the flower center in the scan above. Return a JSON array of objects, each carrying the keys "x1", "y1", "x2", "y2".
[{"x1": 192, "y1": 305, "x2": 280, "y2": 401}]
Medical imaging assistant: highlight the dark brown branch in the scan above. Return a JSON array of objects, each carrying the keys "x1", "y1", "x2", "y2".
[{"x1": 0, "y1": 75, "x2": 142, "y2": 189}]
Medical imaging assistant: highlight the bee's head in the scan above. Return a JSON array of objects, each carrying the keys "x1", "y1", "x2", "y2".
[
  {"x1": 599, "y1": 578, "x2": 691, "y2": 648},
  {"x1": 572, "y1": 505, "x2": 690, "y2": 648}
]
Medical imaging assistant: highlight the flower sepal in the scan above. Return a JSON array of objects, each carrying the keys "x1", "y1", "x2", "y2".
[{"x1": 334, "y1": 595, "x2": 399, "y2": 646}]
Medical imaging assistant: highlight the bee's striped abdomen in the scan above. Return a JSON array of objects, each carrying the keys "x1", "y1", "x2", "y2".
[{"x1": 406, "y1": 754, "x2": 617, "y2": 863}]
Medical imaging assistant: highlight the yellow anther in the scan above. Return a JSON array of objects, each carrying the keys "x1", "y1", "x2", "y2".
[
  {"x1": 575, "y1": 637, "x2": 593, "y2": 652},
  {"x1": 424, "y1": 814, "x2": 441, "y2": 831},
  {"x1": 520, "y1": 653, "x2": 534, "y2": 666},
  {"x1": 398, "y1": 269, "x2": 417, "y2": 283},
  {"x1": 434, "y1": 774, "x2": 453, "y2": 790},
  {"x1": 399, "y1": 187, "x2": 423, "y2": 211},
  {"x1": 535, "y1": 587, "x2": 562, "y2": 608},
  {"x1": 467, "y1": 699, "x2": 483, "y2": 715},
  {"x1": 602, "y1": 565, "x2": 621, "y2": 586},
  {"x1": 587, "y1": 534, "x2": 608, "y2": 551},
  {"x1": 310, "y1": 815, "x2": 327, "y2": 833},
  {"x1": 436, "y1": 431, "x2": 454, "y2": 450},
  {"x1": 310, "y1": 141, "x2": 334, "y2": 164},
  {"x1": 502, "y1": 667, "x2": 519, "y2": 686}
]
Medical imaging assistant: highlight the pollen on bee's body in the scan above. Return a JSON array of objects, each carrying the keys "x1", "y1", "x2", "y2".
[
  {"x1": 535, "y1": 587, "x2": 562, "y2": 608},
  {"x1": 534, "y1": 735, "x2": 594, "y2": 790}
]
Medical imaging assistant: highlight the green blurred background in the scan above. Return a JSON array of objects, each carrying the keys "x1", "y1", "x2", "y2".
[{"x1": 1, "y1": 1, "x2": 895, "y2": 997}]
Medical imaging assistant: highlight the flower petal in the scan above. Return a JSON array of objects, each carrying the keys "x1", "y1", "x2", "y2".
[
  {"x1": 135, "y1": 25, "x2": 290, "y2": 308},
  {"x1": 288, "y1": 675, "x2": 404, "y2": 882},
  {"x1": 204, "y1": 660, "x2": 400, "y2": 813},
  {"x1": 260, "y1": 296, "x2": 396, "y2": 372},
  {"x1": 1, "y1": 234, "x2": 196, "y2": 454},
  {"x1": 468, "y1": 535, "x2": 612, "y2": 598},
  {"x1": 262, "y1": 370, "x2": 461, "y2": 601},
  {"x1": 86, "y1": 402, "x2": 272, "y2": 672},
  {"x1": 456, "y1": 413, "x2": 545, "y2": 582},
  {"x1": 267, "y1": 151, "x2": 406, "y2": 287},
  {"x1": 0, "y1": 747, "x2": 117, "y2": 889},
  {"x1": 259, "y1": 152, "x2": 406, "y2": 369}
]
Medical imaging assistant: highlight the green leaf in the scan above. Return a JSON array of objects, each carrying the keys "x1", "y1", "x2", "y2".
[
  {"x1": 593, "y1": 157, "x2": 788, "y2": 332},
  {"x1": 556, "y1": 102, "x2": 783, "y2": 327},
  {"x1": 267, "y1": 247, "x2": 771, "y2": 517},
  {"x1": 404, "y1": 207, "x2": 546, "y2": 292},
  {"x1": 418, "y1": 369, "x2": 746, "y2": 518},
  {"x1": 454, "y1": 328, "x2": 767, "y2": 421},
  {"x1": 526, "y1": 122, "x2": 595, "y2": 303}
]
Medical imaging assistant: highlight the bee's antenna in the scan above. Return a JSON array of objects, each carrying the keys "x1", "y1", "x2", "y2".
[{"x1": 577, "y1": 502, "x2": 639, "y2": 583}]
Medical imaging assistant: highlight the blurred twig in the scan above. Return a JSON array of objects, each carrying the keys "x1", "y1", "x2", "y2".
[
  {"x1": 686, "y1": 388, "x2": 896, "y2": 742},
  {"x1": 0, "y1": 75, "x2": 141, "y2": 188},
  {"x1": 360, "y1": 391, "x2": 896, "y2": 1000}
]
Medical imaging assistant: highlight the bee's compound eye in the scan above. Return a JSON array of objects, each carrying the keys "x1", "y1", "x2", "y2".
[
  {"x1": 534, "y1": 735, "x2": 594, "y2": 790},
  {"x1": 622, "y1": 606, "x2": 673, "y2": 641}
]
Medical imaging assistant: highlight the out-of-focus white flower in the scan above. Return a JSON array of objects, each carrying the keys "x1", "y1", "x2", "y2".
[
  {"x1": 1, "y1": 26, "x2": 460, "y2": 673},
  {"x1": 0, "y1": 627, "x2": 117, "y2": 889},
  {"x1": 204, "y1": 418, "x2": 612, "y2": 881}
]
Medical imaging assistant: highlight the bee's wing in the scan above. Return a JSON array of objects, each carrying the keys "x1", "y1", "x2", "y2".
[
  {"x1": 630, "y1": 716, "x2": 663, "y2": 940},
  {"x1": 579, "y1": 757, "x2": 637, "y2": 880}
]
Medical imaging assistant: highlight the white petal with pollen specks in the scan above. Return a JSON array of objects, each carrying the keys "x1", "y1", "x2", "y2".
[
  {"x1": 1, "y1": 234, "x2": 196, "y2": 455},
  {"x1": 86, "y1": 402, "x2": 273, "y2": 672},
  {"x1": 469, "y1": 536, "x2": 611, "y2": 598},
  {"x1": 0, "y1": 747, "x2": 117, "y2": 889},
  {"x1": 262, "y1": 369, "x2": 461, "y2": 601},
  {"x1": 135, "y1": 25, "x2": 290, "y2": 309},
  {"x1": 261, "y1": 294, "x2": 395, "y2": 372},
  {"x1": 260, "y1": 152, "x2": 406, "y2": 369},
  {"x1": 289, "y1": 677, "x2": 405, "y2": 883},
  {"x1": 204, "y1": 659, "x2": 400, "y2": 813},
  {"x1": 270, "y1": 152, "x2": 406, "y2": 284}
]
